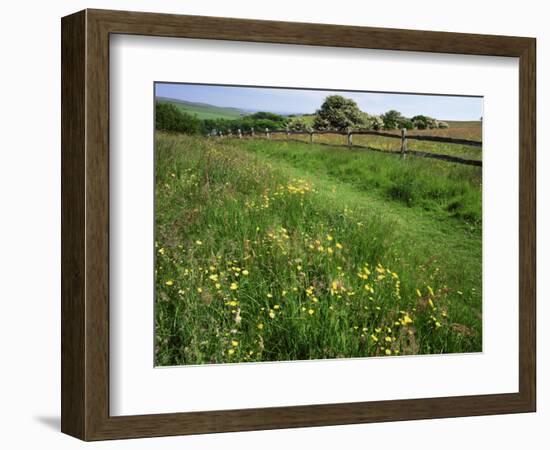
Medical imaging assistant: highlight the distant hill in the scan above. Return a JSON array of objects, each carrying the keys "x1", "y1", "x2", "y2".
[
  {"x1": 443, "y1": 120, "x2": 482, "y2": 128},
  {"x1": 157, "y1": 97, "x2": 252, "y2": 120}
]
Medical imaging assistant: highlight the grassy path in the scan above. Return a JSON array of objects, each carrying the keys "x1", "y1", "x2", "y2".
[{"x1": 238, "y1": 139, "x2": 482, "y2": 331}]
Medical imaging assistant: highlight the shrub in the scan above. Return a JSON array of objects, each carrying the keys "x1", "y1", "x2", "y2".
[
  {"x1": 155, "y1": 101, "x2": 201, "y2": 134},
  {"x1": 288, "y1": 117, "x2": 309, "y2": 131},
  {"x1": 411, "y1": 115, "x2": 438, "y2": 130},
  {"x1": 370, "y1": 115, "x2": 384, "y2": 130},
  {"x1": 249, "y1": 111, "x2": 287, "y2": 123},
  {"x1": 438, "y1": 121, "x2": 450, "y2": 129},
  {"x1": 381, "y1": 110, "x2": 404, "y2": 129},
  {"x1": 400, "y1": 119, "x2": 415, "y2": 130},
  {"x1": 200, "y1": 114, "x2": 288, "y2": 135},
  {"x1": 360, "y1": 113, "x2": 384, "y2": 130}
]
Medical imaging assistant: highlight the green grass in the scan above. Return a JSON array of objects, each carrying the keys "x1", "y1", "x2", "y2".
[
  {"x1": 155, "y1": 133, "x2": 482, "y2": 366},
  {"x1": 158, "y1": 98, "x2": 246, "y2": 120},
  {"x1": 281, "y1": 133, "x2": 482, "y2": 161}
]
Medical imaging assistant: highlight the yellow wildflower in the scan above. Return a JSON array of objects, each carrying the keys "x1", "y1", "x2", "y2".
[
  {"x1": 165, "y1": 280, "x2": 174, "y2": 286},
  {"x1": 230, "y1": 282, "x2": 238, "y2": 290},
  {"x1": 402, "y1": 314, "x2": 413, "y2": 325},
  {"x1": 231, "y1": 340, "x2": 239, "y2": 347},
  {"x1": 308, "y1": 309, "x2": 315, "y2": 315}
]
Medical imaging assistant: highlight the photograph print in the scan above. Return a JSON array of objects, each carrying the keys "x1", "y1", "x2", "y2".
[{"x1": 154, "y1": 83, "x2": 483, "y2": 366}]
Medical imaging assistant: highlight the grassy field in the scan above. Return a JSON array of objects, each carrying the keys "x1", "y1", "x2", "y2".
[
  {"x1": 155, "y1": 133, "x2": 482, "y2": 366},
  {"x1": 157, "y1": 98, "x2": 247, "y2": 120},
  {"x1": 381, "y1": 121, "x2": 482, "y2": 141},
  {"x1": 273, "y1": 133, "x2": 482, "y2": 161},
  {"x1": 280, "y1": 120, "x2": 483, "y2": 160}
]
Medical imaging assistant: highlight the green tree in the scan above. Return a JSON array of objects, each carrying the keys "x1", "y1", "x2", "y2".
[
  {"x1": 411, "y1": 115, "x2": 438, "y2": 130},
  {"x1": 400, "y1": 118, "x2": 415, "y2": 130},
  {"x1": 155, "y1": 101, "x2": 201, "y2": 134},
  {"x1": 288, "y1": 117, "x2": 310, "y2": 131},
  {"x1": 249, "y1": 111, "x2": 287, "y2": 123},
  {"x1": 381, "y1": 110, "x2": 405, "y2": 129},
  {"x1": 313, "y1": 95, "x2": 363, "y2": 131}
]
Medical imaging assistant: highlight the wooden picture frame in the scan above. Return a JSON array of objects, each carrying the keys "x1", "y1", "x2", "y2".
[{"x1": 61, "y1": 8, "x2": 536, "y2": 441}]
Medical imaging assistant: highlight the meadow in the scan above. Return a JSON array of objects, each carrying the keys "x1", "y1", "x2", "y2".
[
  {"x1": 154, "y1": 132, "x2": 482, "y2": 366},
  {"x1": 273, "y1": 132, "x2": 482, "y2": 161},
  {"x1": 274, "y1": 120, "x2": 482, "y2": 160},
  {"x1": 157, "y1": 97, "x2": 247, "y2": 120}
]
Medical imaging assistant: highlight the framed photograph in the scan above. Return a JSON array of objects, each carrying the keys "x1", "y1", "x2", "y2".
[{"x1": 61, "y1": 9, "x2": 536, "y2": 440}]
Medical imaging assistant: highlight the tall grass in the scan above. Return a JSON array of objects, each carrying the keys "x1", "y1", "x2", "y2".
[
  {"x1": 155, "y1": 133, "x2": 482, "y2": 366},
  {"x1": 243, "y1": 139, "x2": 482, "y2": 223}
]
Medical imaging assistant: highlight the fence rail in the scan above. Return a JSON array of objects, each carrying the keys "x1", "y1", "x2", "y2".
[{"x1": 213, "y1": 127, "x2": 482, "y2": 167}]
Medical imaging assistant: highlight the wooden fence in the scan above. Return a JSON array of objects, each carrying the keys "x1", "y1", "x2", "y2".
[{"x1": 214, "y1": 127, "x2": 482, "y2": 167}]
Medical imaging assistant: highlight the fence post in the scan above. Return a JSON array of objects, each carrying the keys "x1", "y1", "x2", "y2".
[
  {"x1": 286, "y1": 126, "x2": 290, "y2": 141},
  {"x1": 400, "y1": 128, "x2": 407, "y2": 159},
  {"x1": 219, "y1": 131, "x2": 223, "y2": 139},
  {"x1": 309, "y1": 131, "x2": 313, "y2": 145},
  {"x1": 251, "y1": 127, "x2": 255, "y2": 138},
  {"x1": 238, "y1": 128, "x2": 242, "y2": 139},
  {"x1": 347, "y1": 131, "x2": 353, "y2": 147},
  {"x1": 265, "y1": 128, "x2": 270, "y2": 139}
]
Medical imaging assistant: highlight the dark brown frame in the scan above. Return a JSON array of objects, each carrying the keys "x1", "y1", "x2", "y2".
[{"x1": 61, "y1": 9, "x2": 536, "y2": 441}]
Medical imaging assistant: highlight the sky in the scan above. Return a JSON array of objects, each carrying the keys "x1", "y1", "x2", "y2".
[{"x1": 155, "y1": 83, "x2": 483, "y2": 121}]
